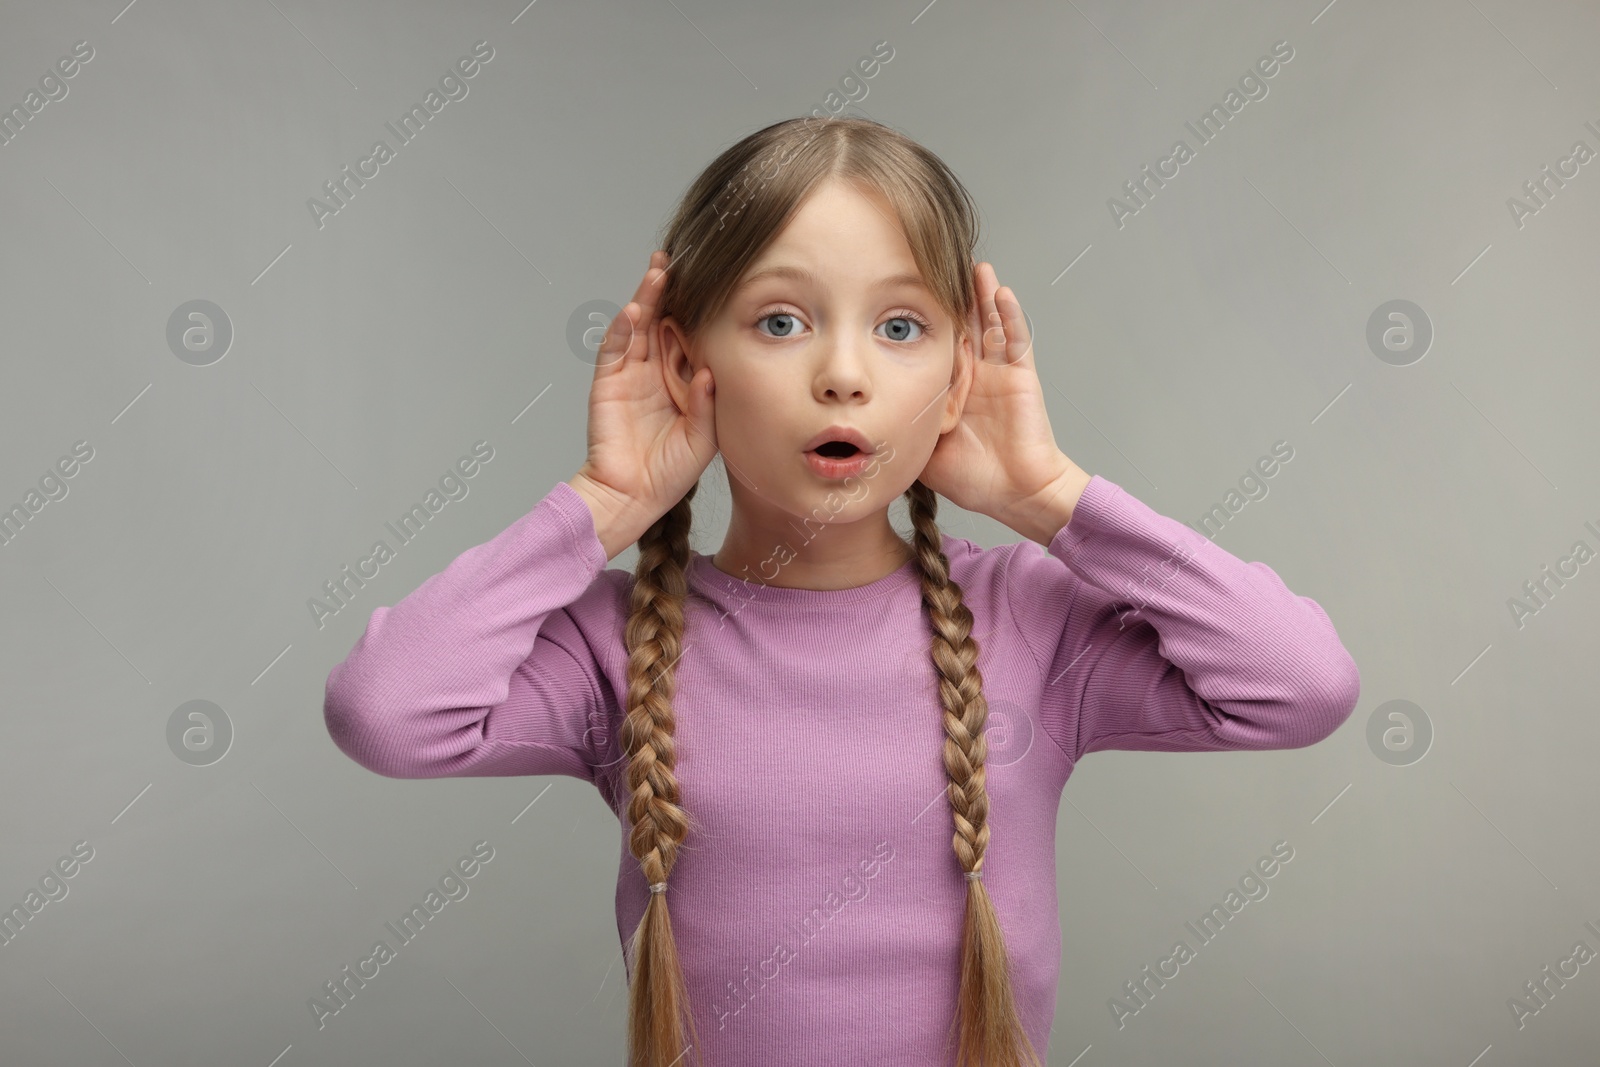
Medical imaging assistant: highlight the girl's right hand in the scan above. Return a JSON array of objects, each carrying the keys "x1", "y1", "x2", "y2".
[{"x1": 571, "y1": 250, "x2": 718, "y2": 553}]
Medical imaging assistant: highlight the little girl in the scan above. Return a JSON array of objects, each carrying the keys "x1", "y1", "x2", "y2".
[{"x1": 324, "y1": 116, "x2": 1359, "y2": 1067}]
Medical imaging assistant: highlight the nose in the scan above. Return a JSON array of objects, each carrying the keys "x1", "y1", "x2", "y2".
[{"x1": 812, "y1": 330, "x2": 871, "y2": 403}]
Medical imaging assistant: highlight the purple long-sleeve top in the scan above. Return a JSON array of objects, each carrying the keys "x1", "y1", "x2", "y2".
[{"x1": 323, "y1": 474, "x2": 1360, "y2": 1066}]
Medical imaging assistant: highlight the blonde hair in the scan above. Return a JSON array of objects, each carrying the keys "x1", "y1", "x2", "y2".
[{"x1": 620, "y1": 116, "x2": 1040, "y2": 1067}]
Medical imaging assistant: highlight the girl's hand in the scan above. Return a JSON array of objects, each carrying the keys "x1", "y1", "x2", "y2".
[
  {"x1": 917, "y1": 262, "x2": 1087, "y2": 536},
  {"x1": 572, "y1": 251, "x2": 718, "y2": 549}
]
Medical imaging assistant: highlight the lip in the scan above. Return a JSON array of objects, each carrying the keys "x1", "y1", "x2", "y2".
[
  {"x1": 801, "y1": 425, "x2": 876, "y2": 455},
  {"x1": 805, "y1": 450, "x2": 874, "y2": 479}
]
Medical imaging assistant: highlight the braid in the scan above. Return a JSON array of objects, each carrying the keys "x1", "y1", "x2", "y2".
[
  {"x1": 615, "y1": 476, "x2": 1037, "y2": 1066},
  {"x1": 621, "y1": 481, "x2": 705, "y2": 1067},
  {"x1": 905, "y1": 479, "x2": 1042, "y2": 1067}
]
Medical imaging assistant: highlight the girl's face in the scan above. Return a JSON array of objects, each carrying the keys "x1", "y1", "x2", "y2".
[{"x1": 659, "y1": 178, "x2": 974, "y2": 529}]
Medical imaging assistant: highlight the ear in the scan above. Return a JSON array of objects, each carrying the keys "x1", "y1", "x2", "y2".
[
  {"x1": 657, "y1": 314, "x2": 698, "y2": 416},
  {"x1": 938, "y1": 324, "x2": 975, "y2": 434}
]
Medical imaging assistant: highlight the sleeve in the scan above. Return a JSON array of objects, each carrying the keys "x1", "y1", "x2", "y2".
[
  {"x1": 1003, "y1": 475, "x2": 1361, "y2": 765},
  {"x1": 322, "y1": 479, "x2": 620, "y2": 783}
]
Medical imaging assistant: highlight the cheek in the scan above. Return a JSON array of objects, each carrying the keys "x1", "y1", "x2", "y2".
[
  {"x1": 714, "y1": 369, "x2": 786, "y2": 422},
  {"x1": 709, "y1": 381, "x2": 776, "y2": 452}
]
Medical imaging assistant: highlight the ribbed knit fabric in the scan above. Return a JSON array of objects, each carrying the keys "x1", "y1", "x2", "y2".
[{"x1": 323, "y1": 474, "x2": 1359, "y2": 1066}]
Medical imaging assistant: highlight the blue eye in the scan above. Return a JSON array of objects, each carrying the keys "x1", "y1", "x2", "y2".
[
  {"x1": 752, "y1": 308, "x2": 932, "y2": 341},
  {"x1": 757, "y1": 312, "x2": 801, "y2": 338},
  {"x1": 878, "y1": 316, "x2": 925, "y2": 342}
]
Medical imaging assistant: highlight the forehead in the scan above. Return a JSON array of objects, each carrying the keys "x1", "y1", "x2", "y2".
[{"x1": 733, "y1": 180, "x2": 926, "y2": 294}]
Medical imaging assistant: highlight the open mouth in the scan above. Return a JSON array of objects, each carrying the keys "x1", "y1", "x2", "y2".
[{"x1": 812, "y1": 441, "x2": 862, "y2": 459}]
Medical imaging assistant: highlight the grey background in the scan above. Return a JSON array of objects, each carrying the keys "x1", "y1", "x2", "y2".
[{"x1": 2, "y1": 0, "x2": 1597, "y2": 1064}]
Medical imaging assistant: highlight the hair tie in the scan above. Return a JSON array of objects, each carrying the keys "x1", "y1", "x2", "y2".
[
  {"x1": 965, "y1": 870, "x2": 983, "y2": 882},
  {"x1": 649, "y1": 881, "x2": 669, "y2": 894}
]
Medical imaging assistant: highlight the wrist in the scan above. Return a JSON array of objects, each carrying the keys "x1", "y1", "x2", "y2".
[
  {"x1": 1003, "y1": 459, "x2": 1093, "y2": 547},
  {"x1": 569, "y1": 470, "x2": 642, "y2": 562}
]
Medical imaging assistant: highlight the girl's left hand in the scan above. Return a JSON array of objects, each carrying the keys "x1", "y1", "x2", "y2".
[{"x1": 917, "y1": 262, "x2": 1084, "y2": 531}]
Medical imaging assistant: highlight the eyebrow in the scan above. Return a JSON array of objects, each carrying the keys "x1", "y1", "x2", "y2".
[{"x1": 733, "y1": 264, "x2": 929, "y2": 295}]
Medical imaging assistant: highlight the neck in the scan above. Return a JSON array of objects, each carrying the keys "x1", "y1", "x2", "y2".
[{"x1": 711, "y1": 491, "x2": 914, "y2": 592}]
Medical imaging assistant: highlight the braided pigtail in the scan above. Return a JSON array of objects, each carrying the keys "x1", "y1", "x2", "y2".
[
  {"x1": 905, "y1": 480, "x2": 1043, "y2": 1067},
  {"x1": 621, "y1": 482, "x2": 706, "y2": 1067}
]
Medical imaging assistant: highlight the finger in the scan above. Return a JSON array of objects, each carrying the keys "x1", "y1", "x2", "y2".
[
  {"x1": 975, "y1": 262, "x2": 1005, "y2": 364},
  {"x1": 627, "y1": 250, "x2": 667, "y2": 307},
  {"x1": 592, "y1": 302, "x2": 635, "y2": 372},
  {"x1": 597, "y1": 267, "x2": 669, "y2": 373},
  {"x1": 624, "y1": 258, "x2": 670, "y2": 365},
  {"x1": 669, "y1": 364, "x2": 721, "y2": 475},
  {"x1": 964, "y1": 260, "x2": 985, "y2": 356},
  {"x1": 994, "y1": 286, "x2": 1033, "y2": 368}
]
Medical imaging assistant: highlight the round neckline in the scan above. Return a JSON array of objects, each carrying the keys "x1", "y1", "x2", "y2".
[{"x1": 686, "y1": 545, "x2": 933, "y2": 608}]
